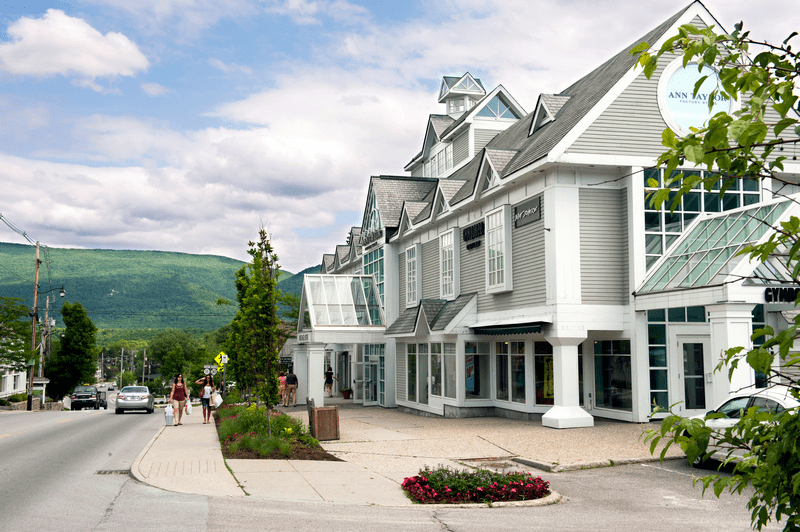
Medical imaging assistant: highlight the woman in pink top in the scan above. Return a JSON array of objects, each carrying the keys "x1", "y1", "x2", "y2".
[
  {"x1": 278, "y1": 371, "x2": 287, "y2": 407},
  {"x1": 169, "y1": 374, "x2": 188, "y2": 426}
]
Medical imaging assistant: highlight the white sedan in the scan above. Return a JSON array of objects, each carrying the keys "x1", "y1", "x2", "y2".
[{"x1": 692, "y1": 385, "x2": 799, "y2": 464}]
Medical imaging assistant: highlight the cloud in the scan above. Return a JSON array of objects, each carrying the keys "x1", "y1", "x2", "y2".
[
  {"x1": 263, "y1": 0, "x2": 370, "y2": 26},
  {"x1": 208, "y1": 58, "x2": 253, "y2": 75},
  {"x1": 141, "y1": 82, "x2": 172, "y2": 96},
  {"x1": 0, "y1": 9, "x2": 149, "y2": 86}
]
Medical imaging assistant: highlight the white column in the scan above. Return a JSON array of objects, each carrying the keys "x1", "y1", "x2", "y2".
[
  {"x1": 707, "y1": 303, "x2": 755, "y2": 406},
  {"x1": 542, "y1": 334, "x2": 594, "y2": 429},
  {"x1": 306, "y1": 344, "x2": 326, "y2": 407}
]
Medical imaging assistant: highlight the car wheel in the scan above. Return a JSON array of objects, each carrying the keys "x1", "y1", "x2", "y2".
[
  {"x1": 71, "y1": 404, "x2": 76, "y2": 411},
  {"x1": 115, "y1": 408, "x2": 122, "y2": 415},
  {"x1": 94, "y1": 404, "x2": 99, "y2": 410}
]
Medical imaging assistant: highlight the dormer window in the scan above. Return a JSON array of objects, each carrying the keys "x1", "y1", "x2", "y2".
[{"x1": 477, "y1": 95, "x2": 520, "y2": 119}]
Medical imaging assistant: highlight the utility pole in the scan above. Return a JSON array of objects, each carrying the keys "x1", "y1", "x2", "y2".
[
  {"x1": 142, "y1": 348, "x2": 146, "y2": 384},
  {"x1": 27, "y1": 242, "x2": 40, "y2": 411},
  {"x1": 119, "y1": 348, "x2": 124, "y2": 388}
]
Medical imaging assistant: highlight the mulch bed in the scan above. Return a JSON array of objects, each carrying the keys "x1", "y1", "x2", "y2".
[{"x1": 214, "y1": 415, "x2": 342, "y2": 461}]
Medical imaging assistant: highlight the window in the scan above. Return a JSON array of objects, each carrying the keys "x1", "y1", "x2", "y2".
[
  {"x1": 440, "y1": 229, "x2": 459, "y2": 299},
  {"x1": 496, "y1": 341, "x2": 525, "y2": 404},
  {"x1": 485, "y1": 206, "x2": 512, "y2": 293},
  {"x1": 444, "y1": 343, "x2": 456, "y2": 399},
  {"x1": 465, "y1": 341, "x2": 490, "y2": 399},
  {"x1": 363, "y1": 248, "x2": 384, "y2": 305},
  {"x1": 407, "y1": 344, "x2": 417, "y2": 402},
  {"x1": 644, "y1": 169, "x2": 762, "y2": 269},
  {"x1": 534, "y1": 342, "x2": 554, "y2": 405},
  {"x1": 594, "y1": 340, "x2": 632, "y2": 412},
  {"x1": 476, "y1": 95, "x2": 520, "y2": 119},
  {"x1": 449, "y1": 99, "x2": 464, "y2": 114},
  {"x1": 431, "y1": 343, "x2": 442, "y2": 396},
  {"x1": 406, "y1": 244, "x2": 420, "y2": 307},
  {"x1": 445, "y1": 144, "x2": 453, "y2": 169}
]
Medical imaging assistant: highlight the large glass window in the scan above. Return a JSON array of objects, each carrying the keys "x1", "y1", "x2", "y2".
[
  {"x1": 465, "y1": 341, "x2": 490, "y2": 399},
  {"x1": 476, "y1": 95, "x2": 520, "y2": 119},
  {"x1": 496, "y1": 342, "x2": 509, "y2": 401},
  {"x1": 430, "y1": 343, "x2": 442, "y2": 397},
  {"x1": 644, "y1": 169, "x2": 762, "y2": 269},
  {"x1": 495, "y1": 341, "x2": 525, "y2": 404},
  {"x1": 418, "y1": 343, "x2": 429, "y2": 405},
  {"x1": 364, "y1": 247, "x2": 384, "y2": 305},
  {"x1": 444, "y1": 343, "x2": 456, "y2": 399},
  {"x1": 594, "y1": 340, "x2": 632, "y2": 412},
  {"x1": 534, "y1": 342, "x2": 554, "y2": 405}
]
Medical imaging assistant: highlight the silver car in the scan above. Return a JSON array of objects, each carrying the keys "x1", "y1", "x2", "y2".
[
  {"x1": 692, "y1": 385, "x2": 799, "y2": 464},
  {"x1": 115, "y1": 386, "x2": 155, "y2": 414}
]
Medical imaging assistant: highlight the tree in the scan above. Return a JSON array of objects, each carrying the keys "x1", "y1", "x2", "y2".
[
  {"x1": 632, "y1": 21, "x2": 800, "y2": 530},
  {"x1": 0, "y1": 296, "x2": 32, "y2": 372},
  {"x1": 46, "y1": 302, "x2": 98, "y2": 399},
  {"x1": 147, "y1": 329, "x2": 199, "y2": 366},
  {"x1": 227, "y1": 228, "x2": 281, "y2": 412}
]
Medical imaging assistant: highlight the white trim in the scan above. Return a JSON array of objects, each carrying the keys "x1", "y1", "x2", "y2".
[
  {"x1": 405, "y1": 243, "x2": 421, "y2": 308},
  {"x1": 439, "y1": 228, "x2": 460, "y2": 300}
]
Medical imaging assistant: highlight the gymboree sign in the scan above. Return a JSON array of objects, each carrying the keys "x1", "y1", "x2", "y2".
[
  {"x1": 514, "y1": 196, "x2": 541, "y2": 228},
  {"x1": 297, "y1": 332, "x2": 311, "y2": 344},
  {"x1": 658, "y1": 61, "x2": 733, "y2": 136},
  {"x1": 764, "y1": 286, "x2": 800, "y2": 304},
  {"x1": 463, "y1": 221, "x2": 484, "y2": 251}
]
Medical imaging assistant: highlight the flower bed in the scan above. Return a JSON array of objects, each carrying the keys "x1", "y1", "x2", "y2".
[{"x1": 402, "y1": 466, "x2": 550, "y2": 504}]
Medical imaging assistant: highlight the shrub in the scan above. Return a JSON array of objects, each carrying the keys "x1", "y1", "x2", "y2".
[
  {"x1": 0, "y1": 398, "x2": 9, "y2": 406},
  {"x1": 8, "y1": 393, "x2": 27, "y2": 402},
  {"x1": 402, "y1": 466, "x2": 550, "y2": 504},
  {"x1": 216, "y1": 404, "x2": 316, "y2": 456}
]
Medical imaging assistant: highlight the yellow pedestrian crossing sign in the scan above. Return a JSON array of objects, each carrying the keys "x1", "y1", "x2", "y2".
[{"x1": 215, "y1": 351, "x2": 227, "y2": 365}]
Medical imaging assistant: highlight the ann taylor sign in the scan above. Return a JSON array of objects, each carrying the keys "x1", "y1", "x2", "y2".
[
  {"x1": 514, "y1": 196, "x2": 541, "y2": 228},
  {"x1": 658, "y1": 61, "x2": 733, "y2": 136}
]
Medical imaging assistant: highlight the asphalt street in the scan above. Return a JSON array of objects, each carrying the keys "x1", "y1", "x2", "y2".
[{"x1": 0, "y1": 407, "x2": 783, "y2": 531}]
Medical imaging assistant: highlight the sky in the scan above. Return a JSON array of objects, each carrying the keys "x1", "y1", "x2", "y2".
[{"x1": 0, "y1": 0, "x2": 798, "y2": 274}]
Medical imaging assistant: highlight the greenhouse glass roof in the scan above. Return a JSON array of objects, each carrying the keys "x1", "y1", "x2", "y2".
[
  {"x1": 638, "y1": 200, "x2": 792, "y2": 294},
  {"x1": 301, "y1": 275, "x2": 384, "y2": 328}
]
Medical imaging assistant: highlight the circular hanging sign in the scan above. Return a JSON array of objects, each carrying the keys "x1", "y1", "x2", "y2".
[{"x1": 657, "y1": 60, "x2": 734, "y2": 136}]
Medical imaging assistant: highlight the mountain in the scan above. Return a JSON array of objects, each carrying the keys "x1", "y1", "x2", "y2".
[
  {"x1": 278, "y1": 264, "x2": 322, "y2": 298},
  {"x1": 0, "y1": 242, "x2": 317, "y2": 332}
]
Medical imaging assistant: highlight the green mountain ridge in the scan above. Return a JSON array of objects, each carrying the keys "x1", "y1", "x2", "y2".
[{"x1": 0, "y1": 242, "x2": 318, "y2": 332}]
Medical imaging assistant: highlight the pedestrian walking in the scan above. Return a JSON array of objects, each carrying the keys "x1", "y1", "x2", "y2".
[
  {"x1": 195, "y1": 374, "x2": 214, "y2": 424},
  {"x1": 278, "y1": 371, "x2": 287, "y2": 406},
  {"x1": 285, "y1": 369, "x2": 298, "y2": 407},
  {"x1": 169, "y1": 374, "x2": 188, "y2": 426},
  {"x1": 324, "y1": 367, "x2": 337, "y2": 398}
]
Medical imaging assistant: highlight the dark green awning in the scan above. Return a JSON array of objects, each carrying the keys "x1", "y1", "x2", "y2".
[{"x1": 472, "y1": 324, "x2": 542, "y2": 336}]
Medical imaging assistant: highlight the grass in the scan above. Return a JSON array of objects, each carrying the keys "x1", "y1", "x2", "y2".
[
  {"x1": 402, "y1": 465, "x2": 550, "y2": 504},
  {"x1": 215, "y1": 403, "x2": 318, "y2": 457}
]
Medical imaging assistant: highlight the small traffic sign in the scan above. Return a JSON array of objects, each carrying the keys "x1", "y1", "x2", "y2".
[
  {"x1": 203, "y1": 368, "x2": 210, "y2": 375},
  {"x1": 221, "y1": 354, "x2": 228, "y2": 364},
  {"x1": 211, "y1": 368, "x2": 217, "y2": 375},
  {"x1": 215, "y1": 351, "x2": 225, "y2": 365}
]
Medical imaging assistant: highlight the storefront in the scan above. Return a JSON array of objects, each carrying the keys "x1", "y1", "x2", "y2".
[{"x1": 311, "y1": 2, "x2": 800, "y2": 426}]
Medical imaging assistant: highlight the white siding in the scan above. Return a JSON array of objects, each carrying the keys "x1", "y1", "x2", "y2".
[
  {"x1": 474, "y1": 129, "x2": 498, "y2": 153},
  {"x1": 453, "y1": 132, "x2": 469, "y2": 165},
  {"x1": 421, "y1": 240, "x2": 438, "y2": 300},
  {"x1": 398, "y1": 251, "x2": 406, "y2": 315},
  {"x1": 396, "y1": 342, "x2": 406, "y2": 401},
  {"x1": 579, "y1": 188, "x2": 629, "y2": 304}
]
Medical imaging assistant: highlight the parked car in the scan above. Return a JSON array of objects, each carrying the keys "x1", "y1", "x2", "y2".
[
  {"x1": 115, "y1": 386, "x2": 155, "y2": 414},
  {"x1": 691, "y1": 386, "x2": 799, "y2": 465},
  {"x1": 107, "y1": 385, "x2": 115, "y2": 391},
  {"x1": 69, "y1": 385, "x2": 107, "y2": 410}
]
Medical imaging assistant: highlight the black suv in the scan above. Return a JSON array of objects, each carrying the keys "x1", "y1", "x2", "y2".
[{"x1": 69, "y1": 385, "x2": 107, "y2": 410}]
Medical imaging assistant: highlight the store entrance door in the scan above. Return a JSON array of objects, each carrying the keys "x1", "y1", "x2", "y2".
[
  {"x1": 364, "y1": 362, "x2": 378, "y2": 406},
  {"x1": 673, "y1": 335, "x2": 712, "y2": 417}
]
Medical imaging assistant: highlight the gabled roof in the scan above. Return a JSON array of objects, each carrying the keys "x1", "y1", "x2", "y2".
[
  {"x1": 438, "y1": 73, "x2": 486, "y2": 103},
  {"x1": 484, "y1": 148, "x2": 517, "y2": 174},
  {"x1": 529, "y1": 93, "x2": 572, "y2": 135},
  {"x1": 335, "y1": 244, "x2": 349, "y2": 264},
  {"x1": 321, "y1": 254, "x2": 335, "y2": 272},
  {"x1": 368, "y1": 176, "x2": 438, "y2": 230},
  {"x1": 385, "y1": 293, "x2": 478, "y2": 335},
  {"x1": 448, "y1": 149, "x2": 491, "y2": 205},
  {"x1": 430, "y1": 115, "x2": 456, "y2": 138},
  {"x1": 491, "y1": 4, "x2": 692, "y2": 176}
]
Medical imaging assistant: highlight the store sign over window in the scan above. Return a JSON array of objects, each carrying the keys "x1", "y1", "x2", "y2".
[
  {"x1": 362, "y1": 228, "x2": 383, "y2": 247},
  {"x1": 658, "y1": 61, "x2": 733, "y2": 137},
  {"x1": 764, "y1": 286, "x2": 800, "y2": 303},
  {"x1": 513, "y1": 196, "x2": 541, "y2": 228},
  {"x1": 463, "y1": 221, "x2": 484, "y2": 251}
]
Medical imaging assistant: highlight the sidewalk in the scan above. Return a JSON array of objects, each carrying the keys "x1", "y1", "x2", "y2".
[{"x1": 132, "y1": 398, "x2": 684, "y2": 505}]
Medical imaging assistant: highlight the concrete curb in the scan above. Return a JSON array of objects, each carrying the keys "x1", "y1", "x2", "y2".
[
  {"x1": 397, "y1": 490, "x2": 562, "y2": 509},
  {"x1": 512, "y1": 455, "x2": 685, "y2": 473},
  {"x1": 130, "y1": 424, "x2": 166, "y2": 483}
]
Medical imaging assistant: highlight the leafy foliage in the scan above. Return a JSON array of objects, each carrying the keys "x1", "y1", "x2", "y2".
[
  {"x1": 226, "y1": 229, "x2": 282, "y2": 409},
  {"x1": 45, "y1": 302, "x2": 98, "y2": 398},
  {"x1": 402, "y1": 466, "x2": 550, "y2": 504},
  {"x1": 633, "y1": 21, "x2": 800, "y2": 531},
  {"x1": 0, "y1": 296, "x2": 32, "y2": 371},
  {"x1": 216, "y1": 404, "x2": 316, "y2": 457}
]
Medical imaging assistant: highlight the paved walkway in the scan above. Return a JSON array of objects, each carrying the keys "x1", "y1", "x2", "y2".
[{"x1": 131, "y1": 398, "x2": 684, "y2": 505}]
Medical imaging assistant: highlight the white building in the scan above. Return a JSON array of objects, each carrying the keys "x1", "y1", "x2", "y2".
[{"x1": 292, "y1": 2, "x2": 800, "y2": 427}]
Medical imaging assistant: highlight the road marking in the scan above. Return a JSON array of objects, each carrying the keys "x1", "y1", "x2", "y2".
[{"x1": 640, "y1": 463, "x2": 697, "y2": 478}]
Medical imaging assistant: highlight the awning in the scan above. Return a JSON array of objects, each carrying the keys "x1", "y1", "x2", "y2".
[
  {"x1": 472, "y1": 324, "x2": 543, "y2": 335},
  {"x1": 470, "y1": 315, "x2": 551, "y2": 336}
]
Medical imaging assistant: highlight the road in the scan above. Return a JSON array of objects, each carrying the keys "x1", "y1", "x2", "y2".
[{"x1": 0, "y1": 405, "x2": 783, "y2": 531}]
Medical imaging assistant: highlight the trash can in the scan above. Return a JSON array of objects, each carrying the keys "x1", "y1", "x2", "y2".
[{"x1": 306, "y1": 399, "x2": 339, "y2": 441}]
